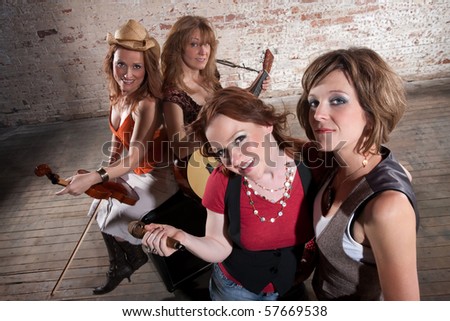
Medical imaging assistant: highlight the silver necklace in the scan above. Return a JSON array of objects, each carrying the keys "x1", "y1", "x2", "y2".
[
  {"x1": 246, "y1": 178, "x2": 285, "y2": 192},
  {"x1": 243, "y1": 165, "x2": 295, "y2": 223}
]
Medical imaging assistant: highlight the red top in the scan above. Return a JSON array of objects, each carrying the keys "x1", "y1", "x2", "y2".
[
  {"x1": 109, "y1": 113, "x2": 168, "y2": 175},
  {"x1": 203, "y1": 166, "x2": 311, "y2": 249},
  {"x1": 203, "y1": 166, "x2": 312, "y2": 292}
]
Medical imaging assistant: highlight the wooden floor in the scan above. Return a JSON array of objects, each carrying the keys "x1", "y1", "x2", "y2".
[{"x1": 0, "y1": 78, "x2": 449, "y2": 301}]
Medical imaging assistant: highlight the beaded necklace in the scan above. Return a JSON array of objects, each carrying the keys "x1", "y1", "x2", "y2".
[
  {"x1": 321, "y1": 155, "x2": 372, "y2": 214},
  {"x1": 243, "y1": 164, "x2": 295, "y2": 223}
]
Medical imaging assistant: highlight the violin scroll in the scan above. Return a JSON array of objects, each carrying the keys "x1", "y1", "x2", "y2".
[
  {"x1": 34, "y1": 164, "x2": 51, "y2": 177},
  {"x1": 34, "y1": 164, "x2": 63, "y2": 185}
]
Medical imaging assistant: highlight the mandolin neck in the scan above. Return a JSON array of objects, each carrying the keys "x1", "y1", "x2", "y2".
[{"x1": 248, "y1": 70, "x2": 269, "y2": 97}]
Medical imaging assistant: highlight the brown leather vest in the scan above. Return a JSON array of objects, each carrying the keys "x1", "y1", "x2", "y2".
[{"x1": 312, "y1": 147, "x2": 419, "y2": 300}]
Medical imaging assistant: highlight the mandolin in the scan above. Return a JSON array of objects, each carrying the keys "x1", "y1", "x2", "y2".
[
  {"x1": 34, "y1": 164, "x2": 139, "y2": 205},
  {"x1": 173, "y1": 49, "x2": 274, "y2": 198},
  {"x1": 248, "y1": 49, "x2": 274, "y2": 97}
]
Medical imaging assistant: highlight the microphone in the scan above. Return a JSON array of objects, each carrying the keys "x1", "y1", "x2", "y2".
[{"x1": 128, "y1": 220, "x2": 185, "y2": 251}]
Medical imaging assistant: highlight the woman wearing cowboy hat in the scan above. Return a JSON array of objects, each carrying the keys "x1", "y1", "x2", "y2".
[{"x1": 56, "y1": 19, "x2": 179, "y2": 295}]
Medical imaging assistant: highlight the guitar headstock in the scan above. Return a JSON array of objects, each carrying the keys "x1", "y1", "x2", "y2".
[{"x1": 262, "y1": 49, "x2": 274, "y2": 73}]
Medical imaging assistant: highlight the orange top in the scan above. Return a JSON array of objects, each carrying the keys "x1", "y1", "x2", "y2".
[{"x1": 109, "y1": 112, "x2": 169, "y2": 175}]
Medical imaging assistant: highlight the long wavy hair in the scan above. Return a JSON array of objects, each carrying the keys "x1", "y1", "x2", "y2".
[
  {"x1": 161, "y1": 15, "x2": 221, "y2": 94},
  {"x1": 189, "y1": 87, "x2": 306, "y2": 169},
  {"x1": 103, "y1": 43, "x2": 163, "y2": 111},
  {"x1": 297, "y1": 47, "x2": 406, "y2": 155}
]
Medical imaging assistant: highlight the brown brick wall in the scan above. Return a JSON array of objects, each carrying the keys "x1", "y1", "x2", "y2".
[{"x1": 0, "y1": 0, "x2": 448, "y2": 127}]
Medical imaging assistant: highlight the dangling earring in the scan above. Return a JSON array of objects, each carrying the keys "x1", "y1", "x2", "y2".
[{"x1": 362, "y1": 156, "x2": 368, "y2": 167}]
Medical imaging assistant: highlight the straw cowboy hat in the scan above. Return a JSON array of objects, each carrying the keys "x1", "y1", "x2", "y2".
[{"x1": 106, "y1": 19, "x2": 160, "y2": 56}]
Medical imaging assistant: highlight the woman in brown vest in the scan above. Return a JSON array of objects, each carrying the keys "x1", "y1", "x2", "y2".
[{"x1": 296, "y1": 47, "x2": 420, "y2": 300}]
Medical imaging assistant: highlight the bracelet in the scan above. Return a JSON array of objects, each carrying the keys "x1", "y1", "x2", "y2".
[{"x1": 96, "y1": 167, "x2": 109, "y2": 183}]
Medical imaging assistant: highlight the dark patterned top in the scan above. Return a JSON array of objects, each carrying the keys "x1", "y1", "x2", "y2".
[{"x1": 163, "y1": 87, "x2": 202, "y2": 125}]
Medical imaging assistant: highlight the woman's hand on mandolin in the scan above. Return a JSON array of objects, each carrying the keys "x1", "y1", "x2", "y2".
[{"x1": 261, "y1": 74, "x2": 271, "y2": 91}]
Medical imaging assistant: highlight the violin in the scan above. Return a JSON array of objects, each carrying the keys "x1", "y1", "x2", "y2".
[{"x1": 34, "y1": 164, "x2": 139, "y2": 205}]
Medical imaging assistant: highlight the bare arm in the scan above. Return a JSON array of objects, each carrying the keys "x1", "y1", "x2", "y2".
[
  {"x1": 57, "y1": 97, "x2": 160, "y2": 195},
  {"x1": 143, "y1": 209, "x2": 233, "y2": 263},
  {"x1": 362, "y1": 190, "x2": 420, "y2": 300},
  {"x1": 108, "y1": 133, "x2": 123, "y2": 165},
  {"x1": 107, "y1": 98, "x2": 160, "y2": 177},
  {"x1": 163, "y1": 101, "x2": 200, "y2": 160}
]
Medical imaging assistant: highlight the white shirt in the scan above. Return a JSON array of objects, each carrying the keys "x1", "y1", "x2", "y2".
[{"x1": 314, "y1": 176, "x2": 375, "y2": 264}]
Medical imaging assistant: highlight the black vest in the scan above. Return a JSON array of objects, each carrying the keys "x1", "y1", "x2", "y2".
[{"x1": 222, "y1": 160, "x2": 313, "y2": 295}]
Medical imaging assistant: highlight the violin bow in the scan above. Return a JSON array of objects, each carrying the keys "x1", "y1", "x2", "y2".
[
  {"x1": 216, "y1": 59, "x2": 259, "y2": 72},
  {"x1": 50, "y1": 199, "x2": 102, "y2": 296}
]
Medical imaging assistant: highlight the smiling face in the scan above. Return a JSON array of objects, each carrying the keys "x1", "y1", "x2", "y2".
[
  {"x1": 307, "y1": 69, "x2": 368, "y2": 153},
  {"x1": 181, "y1": 28, "x2": 210, "y2": 71},
  {"x1": 112, "y1": 47, "x2": 146, "y2": 96},
  {"x1": 205, "y1": 114, "x2": 273, "y2": 179}
]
